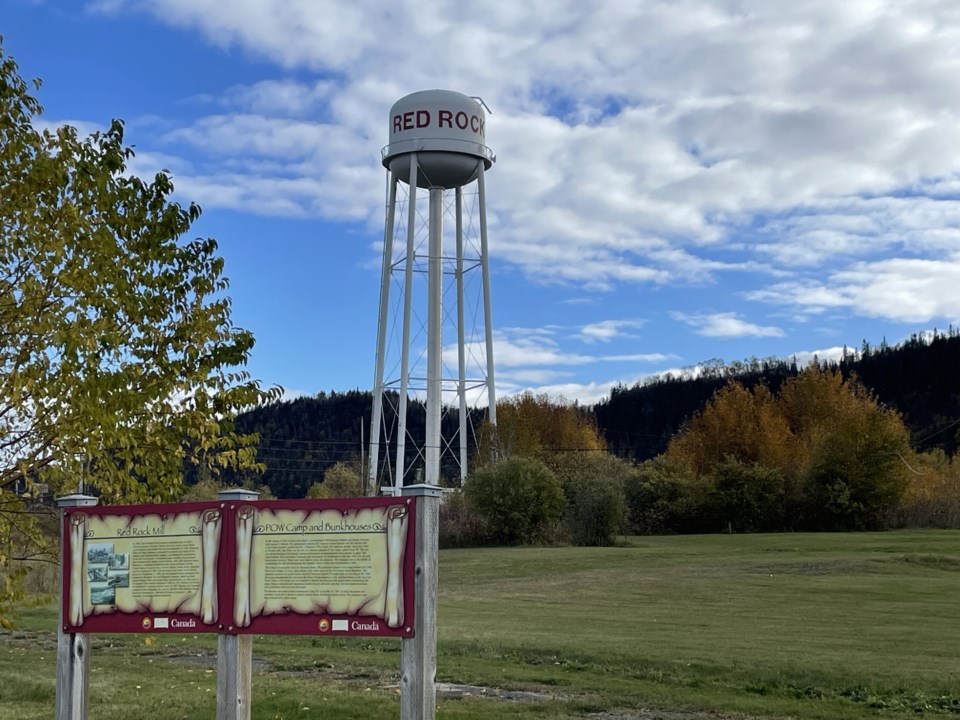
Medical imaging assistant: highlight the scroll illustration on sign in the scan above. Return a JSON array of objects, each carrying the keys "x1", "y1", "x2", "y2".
[
  {"x1": 200, "y1": 508, "x2": 221, "y2": 624},
  {"x1": 68, "y1": 513, "x2": 87, "y2": 626},
  {"x1": 385, "y1": 505, "x2": 407, "y2": 627},
  {"x1": 234, "y1": 505, "x2": 256, "y2": 628}
]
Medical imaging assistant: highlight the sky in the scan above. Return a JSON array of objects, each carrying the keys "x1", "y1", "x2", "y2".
[{"x1": 5, "y1": 0, "x2": 960, "y2": 406}]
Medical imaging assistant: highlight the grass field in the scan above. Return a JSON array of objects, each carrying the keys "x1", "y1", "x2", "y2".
[{"x1": 2, "y1": 530, "x2": 959, "y2": 719}]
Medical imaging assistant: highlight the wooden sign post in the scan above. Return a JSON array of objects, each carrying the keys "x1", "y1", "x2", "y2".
[
  {"x1": 400, "y1": 484, "x2": 442, "y2": 720},
  {"x1": 55, "y1": 493, "x2": 99, "y2": 720},
  {"x1": 216, "y1": 488, "x2": 259, "y2": 720}
]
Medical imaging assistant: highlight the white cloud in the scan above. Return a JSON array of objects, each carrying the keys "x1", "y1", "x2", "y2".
[
  {"x1": 34, "y1": 118, "x2": 106, "y2": 138},
  {"x1": 165, "y1": 115, "x2": 337, "y2": 159},
  {"x1": 436, "y1": 328, "x2": 675, "y2": 390},
  {"x1": 576, "y1": 319, "x2": 646, "y2": 343},
  {"x1": 90, "y1": 0, "x2": 960, "y2": 324},
  {"x1": 499, "y1": 369, "x2": 571, "y2": 385},
  {"x1": 507, "y1": 344, "x2": 840, "y2": 404},
  {"x1": 749, "y1": 254, "x2": 960, "y2": 323},
  {"x1": 502, "y1": 378, "x2": 627, "y2": 407},
  {"x1": 221, "y1": 79, "x2": 337, "y2": 117},
  {"x1": 750, "y1": 195, "x2": 960, "y2": 268},
  {"x1": 672, "y1": 311, "x2": 785, "y2": 338},
  {"x1": 790, "y1": 347, "x2": 850, "y2": 367},
  {"x1": 495, "y1": 338, "x2": 588, "y2": 367},
  {"x1": 604, "y1": 353, "x2": 673, "y2": 363}
]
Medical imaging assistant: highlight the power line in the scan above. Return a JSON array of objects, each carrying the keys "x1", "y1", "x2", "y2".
[{"x1": 915, "y1": 417, "x2": 960, "y2": 446}]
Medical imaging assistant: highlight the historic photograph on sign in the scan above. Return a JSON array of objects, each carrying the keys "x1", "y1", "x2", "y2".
[
  {"x1": 87, "y1": 565, "x2": 108, "y2": 583},
  {"x1": 90, "y1": 583, "x2": 115, "y2": 606},
  {"x1": 234, "y1": 504, "x2": 409, "y2": 630},
  {"x1": 87, "y1": 543, "x2": 112, "y2": 565}
]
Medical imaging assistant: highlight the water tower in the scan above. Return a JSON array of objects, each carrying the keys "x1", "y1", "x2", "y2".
[{"x1": 368, "y1": 90, "x2": 497, "y2": 492}]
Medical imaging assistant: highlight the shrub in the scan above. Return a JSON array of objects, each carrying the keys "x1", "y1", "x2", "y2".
[
  {"x1": 625, "y1": 461, "x2": 672, "y2": 535},
  {"x1": 625, "y1": 458, "x2": 719, "y2": 534},
  {"x1": 885, "y1": 450, "x2": 960, "y2": 528},
  {"x1": 464, "y1": 456, "x2": 564, "y2": 545},
  {"x1": 439, "y1": 490, "x2": 493, "y2": 548},
  {"x1": 181, "y1": 478, "x2": 274, "y2": 501},
  {"x1": 307, "y1": 462, "x2": 362, "y2": 498},
  {"x1": 711, "y1": 457, "x2": 786, "y2": 532},
  {"x1": 563, "y1": 474, "x2": 626, "y2": 546},
  {"x1": 553, "y1": 453, "x2": 628, "y2": 546},
  {"x1": 180, "y1": 478, "x2": 224, "y2": 501}
]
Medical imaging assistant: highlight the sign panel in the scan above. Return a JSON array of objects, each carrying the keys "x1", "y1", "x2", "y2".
[
  {"x1": 233, "y1": 500, "x2": 412, "y2": 635},
  {"x1": 62, "y1": 498, "x2": 416, "y2": 637}
]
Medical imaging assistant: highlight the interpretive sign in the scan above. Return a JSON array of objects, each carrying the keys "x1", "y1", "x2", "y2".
[{"x1": 61, "y1": 498, "x2": 416, "y2": 637}]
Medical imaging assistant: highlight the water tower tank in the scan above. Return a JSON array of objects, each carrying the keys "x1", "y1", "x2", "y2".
[{"x1": 382, "y1": 89, "x2": 494, "y2": 189}]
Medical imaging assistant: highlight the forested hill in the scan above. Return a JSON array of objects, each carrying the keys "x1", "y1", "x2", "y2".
[
  {"x1": 228, "y1": 390, "x2": 476, "y2": 498},
  {"x1": 229, "y1": 331, "x2": 960, "y2": 497},
  {"x1": 595, "y1": 330, "x2": 960, "y2": 462},
  {"x1": 230, "y1": 390, "x2": 372, "y2": 498}
]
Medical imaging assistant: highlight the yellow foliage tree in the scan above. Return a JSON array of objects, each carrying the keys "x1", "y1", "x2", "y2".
[
  {"x1": 306, "y1": 462, "x2": 363, "y2": 499},
  {"x1": 664, "y1": 367, "x2": 914, "y2": 529},
  {"x1": 780, "y1": 369, "x2": 912, "y2": 527},
  {"x1": 667, "y1": 382, "x2": 797, "y2": 478},
  {"x1": 476, "y1": 392, "x2": 606, "y2": 471},
  {"x1": 0, "y1": 42, "x2": 278, "y2": 623},
  {"x1": 891, "y1": 450, "x2": 960, "y2": 527}
]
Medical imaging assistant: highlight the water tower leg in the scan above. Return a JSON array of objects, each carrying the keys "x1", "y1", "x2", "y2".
[
  {"x1": 396, "y1": 153, "x2": 419, "y2": 489},
  {"x1": 455, "y1": 186, "x2": 468, "y2": 483},
  {"x1": 477, "y1": 166, "x2": 497, "y2": 424},
  {"x1": 370, "y1": 173, "x2": 398, "y2": 494},
  {"x1": 425, "y1": 187, "x2": 443, "y2": 486}
]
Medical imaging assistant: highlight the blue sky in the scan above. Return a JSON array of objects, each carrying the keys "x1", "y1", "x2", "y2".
[{"x1": 6, "y1": 1, "x2": 960, "y2": 405}]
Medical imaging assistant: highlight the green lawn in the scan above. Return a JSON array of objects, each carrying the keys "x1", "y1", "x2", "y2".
[{"x1": 3, "y1": 530, "x2": 959, "y2": 719}]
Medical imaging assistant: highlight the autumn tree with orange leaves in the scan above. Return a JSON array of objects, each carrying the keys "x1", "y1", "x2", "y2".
[{"x1": 661, "y1": 368, "x2": 913, "y2": 530}]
